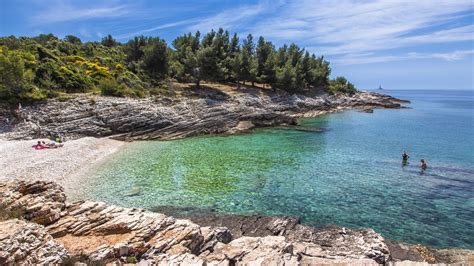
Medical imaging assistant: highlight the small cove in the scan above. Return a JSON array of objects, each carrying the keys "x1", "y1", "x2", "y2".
[{"x1": 71, "y1": 90, "x2": 474, "y2": 249}]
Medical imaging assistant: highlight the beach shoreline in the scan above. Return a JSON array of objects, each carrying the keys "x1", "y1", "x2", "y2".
[
  {"x1": 0, "y1": 137, "x2": 125, "y2": 194},
  {"x1": 0, "y1": 90, "x2": 409, "y2": 194}
]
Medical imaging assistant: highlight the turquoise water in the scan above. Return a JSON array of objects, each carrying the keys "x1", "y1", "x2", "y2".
[{"x1": 73, "y1": 90, "x2": 474, "y2": 249}]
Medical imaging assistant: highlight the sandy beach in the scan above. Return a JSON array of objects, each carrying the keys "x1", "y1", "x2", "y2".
[{"x1": 0, "y1": 137, "x2": 125, "y2": 193}]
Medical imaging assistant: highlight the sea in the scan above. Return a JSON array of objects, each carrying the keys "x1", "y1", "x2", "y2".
[{"x1": 71, "y1": 89, "x2": 474, "y2": 249}]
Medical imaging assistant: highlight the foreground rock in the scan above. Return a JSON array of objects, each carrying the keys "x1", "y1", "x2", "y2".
[
  {"x1": 0, "y1": 219, "x2": 69, "y2": 265},
  {"x1": 0, "y1": 90, "x2": 408, "y2": 141},
  {"x1": 1, "y1": 180, "x2": 471, "y2": 265}
]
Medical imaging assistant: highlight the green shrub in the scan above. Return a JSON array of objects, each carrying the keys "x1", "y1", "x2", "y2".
[
  {"x1": 61, "y1": 72, "x2": 93, "y2": 93},
  {"x1": 17, "y1": 85, "x2": 47, "y2": 101},
  {"x1": 126, "y1": 256, "x2": 138, "y2": 263},
  {"x1": 327, "y1": 76, "x2": 357, "y2": 95},
  {"x1": 148, "y1": 82, "x2": 175, "y2": 97},
  {"x1": 132, "y1": 85, "x2": 147, "y2": 98},
  {"x1": 57, "y1": 94, "x2": 73, "y2": 102},
  {"x1": 0, "y1": 48, "x2": 46, "y2": 102},
  {"x1": 99, "y1": 78, "x2": 134, "y2": 97}
]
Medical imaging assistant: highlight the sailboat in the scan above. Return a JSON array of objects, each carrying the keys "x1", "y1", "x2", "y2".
[{"x1": 378, "y1": 85, "x2": 383, "y2": 90}]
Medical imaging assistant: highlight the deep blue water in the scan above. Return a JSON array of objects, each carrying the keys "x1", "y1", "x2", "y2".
[{"x1": 72, "y1": 89, "x2": 474, "y2": 249}]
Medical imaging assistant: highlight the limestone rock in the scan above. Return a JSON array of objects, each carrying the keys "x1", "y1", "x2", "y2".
[
  {"x1": 199, "y1": 226, "x2": 233, "y2": 253},
  {"x1": 185, "y1": 214, "x2": 391, "y2": 264},
  {"x1": 0, "y1": 219, "x2": 68, "y2": 265},
  {"x1": 144, "y1": 253, "x2": 206, "y2": 265},
  {"x1": 202, "y1": 236, "x2": 299, "y2": 265},
  {"x1": 286, "y1": 225, "x2": 391, "y2": 264},
  {"x1": 0, "y1": 180, "x2": 66, "y2": 225},
  {"x1": 1, "y1": 91, "x2": 408, "y2": 141},
  {"x1": 1, "y1": 179, "x2": 472, "y2": 266},
  {"x1": 88, "y1": 245, "x2": 115, "y2": 262}
]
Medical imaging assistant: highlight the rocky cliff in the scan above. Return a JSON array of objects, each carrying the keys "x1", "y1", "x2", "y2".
[
  {"x1": 1, "y1": 180, "x2": 472, "y2": 265},
  {"x1": 0, "y1": 90, "x2": 408, "y2": 141}
]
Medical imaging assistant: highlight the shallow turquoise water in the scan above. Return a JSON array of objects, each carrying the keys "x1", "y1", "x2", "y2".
[{"x1": 73, "y1": 90, "x2": 474, "y2": 249}]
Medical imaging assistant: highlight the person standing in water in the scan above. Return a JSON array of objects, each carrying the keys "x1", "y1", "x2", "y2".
[
  {"x1": 402, "y1": 151, "x2": 410, "y2": 165},
  {"x1": 420, "y1": 159, "x2": 427, "y2": 170}
]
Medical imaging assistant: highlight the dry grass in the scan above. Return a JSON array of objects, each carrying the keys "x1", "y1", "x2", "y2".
[{"x1": 172, "y1": 81, "x2": 276, "y2": 98}]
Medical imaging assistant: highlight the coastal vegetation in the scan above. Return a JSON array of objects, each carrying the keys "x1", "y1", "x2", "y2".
[{"x1": 0, "y1": 29, "x2": 356, "y2": 103}]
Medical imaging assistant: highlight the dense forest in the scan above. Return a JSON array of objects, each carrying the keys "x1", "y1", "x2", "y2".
[{"x1": 0, "y1": 29, "x2": 356, "y2": 103}]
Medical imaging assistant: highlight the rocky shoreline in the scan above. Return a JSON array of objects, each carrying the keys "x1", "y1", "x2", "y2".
[
  {"x1": 1, "y1": 180, "x2": 472, "y2": 265},
  {"x1": 5, "y1": 90, "x2": 472, "y2": 265},
  {"x1": 0, "y1": 89, "x2": 408, "y2": 141}
]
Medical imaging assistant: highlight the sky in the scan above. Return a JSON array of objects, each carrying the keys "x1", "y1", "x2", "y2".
[{"x1": 0, "y1": 0, "x2": 473, "y2": 90}]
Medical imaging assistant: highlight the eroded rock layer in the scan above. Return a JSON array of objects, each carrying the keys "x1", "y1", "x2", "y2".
[
  {"x1": 0, "y1": 91, "x2": 408, "y2": 141},
  {"x1": 1, "y1": 180, "x2": 472, "y2": 265}
]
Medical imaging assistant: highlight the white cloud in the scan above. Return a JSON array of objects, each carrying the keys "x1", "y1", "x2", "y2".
[
  {"x1": 186, "y1": 2, "x2": 273, "y2": 33},
  {"x1": 29, "y1": 0, "x2": 472, "y2": 66},
  {"x1": 423, "y1": 50, "x2": 474, "y2": 61},
  {"x1": 178, "y1": 0, "x2": 472, "y2": 65},
  {"x1": 32, "y1": 1, "x2": 131, "y2": 24},
  {"x1": 245, "y1": 0, "x2": 473, "y2": 64},
  {"x1": 117, "y1": 19, "x2": 199, "y2": 39},
  {"x1": 307, "y1": 24, "x2": 474, "y2": 56},
  {"x1": 332, "y1": 50, "x2": 474, "y2": 65}
]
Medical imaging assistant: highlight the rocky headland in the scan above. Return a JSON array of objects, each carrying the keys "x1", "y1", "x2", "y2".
[
  {"x1": 1, "y1": 180, "x2": 473, "y2": 265},
  {"x1": 0, "y1": 89, "x2": 408, "y2": 141}
]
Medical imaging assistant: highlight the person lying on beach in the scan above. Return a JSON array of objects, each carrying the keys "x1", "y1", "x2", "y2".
[
  {"x1": 33, "y1": 141, "x2": 47, "y2": 149},
  {"x1": 33, "y1": 140, "x2": 64, "y2": 149},
  {"x1": 43, "y1": 141, "x2": 64, "y2": 148}
]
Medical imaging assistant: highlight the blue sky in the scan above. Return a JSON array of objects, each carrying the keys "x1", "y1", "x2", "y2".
[{"x1": 1, "y1": 0, "x2": 473, "y2": 90}]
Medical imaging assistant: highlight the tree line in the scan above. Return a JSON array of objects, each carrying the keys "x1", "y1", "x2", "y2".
[{"x1": 0, "y1": 29, "x2": 356, "y2": 103}]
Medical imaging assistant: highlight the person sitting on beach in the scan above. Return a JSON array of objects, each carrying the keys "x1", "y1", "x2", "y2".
[
  {"x1": 33, "y1": 141, "x2": 47, "y2": 150},
  {"x1": 402, "y1": 151, "x2": 410, "y2": 164},
  {"x1": 420, "y1": 159, "x2": 427, "y2": 170}
]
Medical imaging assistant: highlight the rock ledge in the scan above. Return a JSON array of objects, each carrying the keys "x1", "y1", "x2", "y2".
[{"x1": 1, "y1": 180, "x2": 472, "y2": 265}]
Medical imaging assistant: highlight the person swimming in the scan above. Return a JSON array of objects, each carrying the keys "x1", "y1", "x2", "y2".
[
  {"x1": 402, "y1": 151, "x2": 410, "y2": 166},
  {"x1": 402, "y1": 151, "x2": 409, "y2": 161},
  {"x1": 420, "y1": 159, "x2": 427, "y2": 170}
]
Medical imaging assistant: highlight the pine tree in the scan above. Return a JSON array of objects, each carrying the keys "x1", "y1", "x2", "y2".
[
  {"x1": 256, "y1": 37, "x2": 272, "y2": 82},
  {"x1": 141, "y1": 38, "x2": 169, "y2": 81},
  {"x1": 276, "y1": 62, "x2": 296, "y2": 92},
  {"x1": 242, "y1": 34, "x2": 254, "y2": 55},
  {"x1": 101, "y1": 34, "x2": 118, "y2": 47},
  {"x1": 262, "y1": 52, "x2": 277, "y2": 88},
  {"x1": 225, "y1": 33, "x2": 240, "y2": 82},
  {"x1": 124, "y1": 36, "x2": 147, "y2": 63}
]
